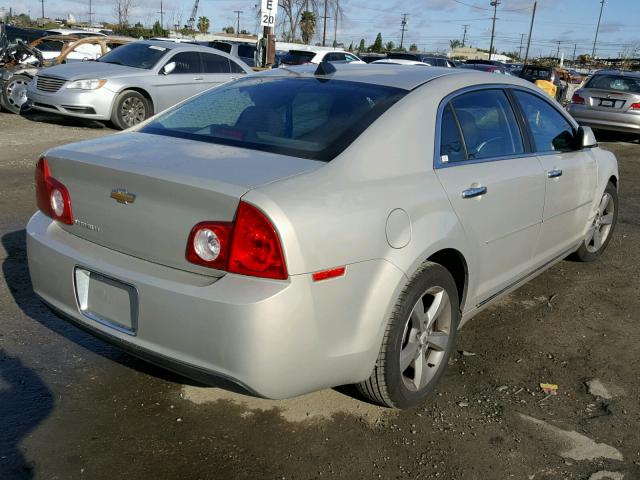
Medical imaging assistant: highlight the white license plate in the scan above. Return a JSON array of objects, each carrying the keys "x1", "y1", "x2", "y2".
[
  {"x1": 600, "y1": 100, "x2": 614, "y2": 107},
  {"x1": 74, "y1": 267, "x2": 138, "y2": 335}
]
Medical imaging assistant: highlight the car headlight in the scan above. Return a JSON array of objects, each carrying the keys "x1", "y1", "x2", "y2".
[{"x1": 66, "y1": 79, "x2": 107, "y2": 90}]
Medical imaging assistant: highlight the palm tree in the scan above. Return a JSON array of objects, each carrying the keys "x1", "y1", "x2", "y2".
[
  {"x1": 197, "y1": 16, "x2": 210, "y2": 34},
  {"x1": 300, "y1": 11, "x2": 316, "y2": 45}
]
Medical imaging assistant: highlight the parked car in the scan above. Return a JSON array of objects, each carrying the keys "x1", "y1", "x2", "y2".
[
  {"x1": 279, "y1": 49, "x2": 364, "y2": 66},
  {"x1": 519, "y1": 65, "x2": 567, "y2": 102},
  {"x1": 1, "y1": 35, "x2": 131, "y2": 114},
  {"x1": 387, "y1": 52, "x2": 455, "y2": 67},
  {"x1": 27, "y1": 64, "x2": 618, "y2": 409},
  {"x1": 465, "y1": 59, "x2": 506, "y2": 67},
  {"x1": 199, "y1": 40, "x2": 257, "y2": 67},
  {"x1": 25, "y1": 40, "x2": 252, "y2": 129},
  {"x1": 358, "y1": 53, "x2": 386, "y2": 64},
  {"x1": 372, "y1": 58, "x2": 431, "y2": 66},
  {"x1": 567, "y1": 70, "x2": 640, "y2": 135},
  {"x1": 459, "y1": 63, "x2": 512, "y2": 75}
]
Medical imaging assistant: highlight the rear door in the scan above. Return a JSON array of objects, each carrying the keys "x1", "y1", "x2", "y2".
[
  {"x1": 511, "y1": 89, "x2": 597, "y2": 264},
  {"x1": 153, "y1": 50, "x2": 204, "y2": 111},
  {"x1": 199, "y1": 51, "x2": 235, "y2": 90},
  {"x1": 435, "y1": 88, "x2": 545, "y2": 306}
]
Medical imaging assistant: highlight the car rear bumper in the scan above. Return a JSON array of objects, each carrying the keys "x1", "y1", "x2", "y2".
[
  {"x1": 26, "y1": 84, "x2": 114, "y2": 120},
  {"x1": 568, "y1": 104, "x2": 640, "y2": 134},
  {"x1": 27, "y1": 212, "x2": 404, "y2": 399}
]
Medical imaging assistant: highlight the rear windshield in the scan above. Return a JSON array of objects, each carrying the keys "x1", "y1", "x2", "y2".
[
  {"x1": 140, "y1": 77, "x2": 406, "y2": 161},
  {"x1": 97, "y1": 42, "x2": 167, "y2": 69},
  {"x1": 281, "y1": 51, "x2": 315, "y2": 65},
  {"x1": 521, "y1": 67, "x2": 550, "y2": 79},
  {"x1": 585, "y1": 74, "x2": 640, "y2": 94}
]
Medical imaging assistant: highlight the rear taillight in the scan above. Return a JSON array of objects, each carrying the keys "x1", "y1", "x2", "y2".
[
  {"x1": 630, "y1": 102, "x2": 640, "y2": 110},
  {"x1": 35, "y1": 157, "x2": 73, "y2": 225},
  {"x1": 186, "y1": 201, "x2": 288, "y2": 280},
  {"x1": 571, "y1": 93, "x2": 585, "y2": 105}
]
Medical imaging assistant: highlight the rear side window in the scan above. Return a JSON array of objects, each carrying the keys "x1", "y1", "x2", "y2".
[
  {"x1": 168, "y1": 51, "x2": 202, "y2": 74},
  {"x1": 201, "y1": 52, "x2": 231, "y2": 73},
  {"x1": 141, "y1": 77, "x2": 406, "y2": 161},
  {"x1": 448, "y1": 90, "x2": 524, "y2": 160},
  {"x1": 513, "y1": 90, "x2": 574, "y2": 152},
  {"x1": 229, "y1": 60, "x2": 246, "y2": 73},
  {"x1": 237, "y1": 44, "x2": 256, "y2": 58},
  {"x1": 440, "y1": 105, "x2": 465, "y2": 162},
  {"x1": 585, "y1": 74, "x2": 640, "y2": 94},
  {"x1": 211, "y1": 42, "x2": 232, "y2": 53}
]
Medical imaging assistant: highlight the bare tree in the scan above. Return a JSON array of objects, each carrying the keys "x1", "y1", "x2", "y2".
[{"x1": 114, "y1": 0, "x2": 136, "y2": 26}]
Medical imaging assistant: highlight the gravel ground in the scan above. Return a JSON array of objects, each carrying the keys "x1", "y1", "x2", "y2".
[{"x1": 1, "y1": 111, "x2": 639, "y2": 480}]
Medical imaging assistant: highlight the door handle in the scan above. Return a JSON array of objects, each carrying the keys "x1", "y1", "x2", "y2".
[
  {"x1": 193, "y1": 76, "x2": 204, "y2": 81},
  {"x1": 461, "y1": 186, "x2": 487, "y2": 199},
  {"x1": 547, "y1": 169, "x2": 563, "y2": 178}
]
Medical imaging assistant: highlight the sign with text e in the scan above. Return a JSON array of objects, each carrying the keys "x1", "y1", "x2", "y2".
[{"x1": 260, "y1": 0, "x2": 278, "y2": 27}]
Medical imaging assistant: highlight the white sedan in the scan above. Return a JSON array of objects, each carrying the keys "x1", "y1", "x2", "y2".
[{"x1": 27, "y1": 64, "x2": 618, "y2": 409}]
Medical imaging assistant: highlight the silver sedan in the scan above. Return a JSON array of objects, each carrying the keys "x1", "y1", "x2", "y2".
[
  {"x1": 25, "y1": 40, "x2": 252, "y2": 129},
  {"x1": 27, "y1": 64, "x2": 619, "y2": 408}
]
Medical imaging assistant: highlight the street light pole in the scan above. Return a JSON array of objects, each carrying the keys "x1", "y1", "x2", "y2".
[
  {"x1": 522, "y1": 1, "x2": 537, "y2": 66},
  {"x1": 488, "y1": 1, "x2": 500, "y2": 61},
  {"x1": 591, "y1": 0, "x2": 605, "y2": 60}
]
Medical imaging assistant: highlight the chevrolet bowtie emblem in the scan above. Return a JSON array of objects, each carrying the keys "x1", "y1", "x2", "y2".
[{"x1": 110, "y1": 188, "x2": 136, "y2": 204}]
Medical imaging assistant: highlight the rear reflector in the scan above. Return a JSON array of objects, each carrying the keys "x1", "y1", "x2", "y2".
[
  {"x1": 571, "y1": 93, "x2": 585, "y2": 105},
  {"x1": 35, "y1": 157, "x2": 73, "y2": 225},
  {"x1": 312, "y1": 266, "x2": 346, "y2": 282},
  {"x1": 630, "y1": 102, "x2": 640, "y2": 110}
]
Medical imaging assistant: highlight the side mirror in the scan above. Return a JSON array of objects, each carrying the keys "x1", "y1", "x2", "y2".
[
  {"x1": 574, "y1": 126, "x2": 598, "y2": 150},
  {"x1": 161, "y1": 61, "x2": 176, "y2": 75}
]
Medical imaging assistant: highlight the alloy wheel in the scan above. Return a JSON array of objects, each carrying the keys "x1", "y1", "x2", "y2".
[
  {"x1": 586, "y1": 192, "x2": 615, "y2": 253},
  {"x1": 121, "y1": 97, "x2": 146, "y2": 127}
]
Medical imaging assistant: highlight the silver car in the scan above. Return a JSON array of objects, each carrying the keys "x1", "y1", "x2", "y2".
[
  {"x1": 567, "y1": 70, "x2": 640, "y2": 135},
  {"x1": 27, "y1": 64, "x2": 619, "y2": 408},
  {"x1": 25, "y1": 40, "x2": 252, "y2": 129}
]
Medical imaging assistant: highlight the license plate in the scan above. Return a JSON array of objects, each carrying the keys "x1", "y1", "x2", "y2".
[
  {"x1": 600, "y1": 99, "x2": 614, "y2": 107},
  {"x1": 74, "y1": 267, "x2": 138, "y2": 335}
]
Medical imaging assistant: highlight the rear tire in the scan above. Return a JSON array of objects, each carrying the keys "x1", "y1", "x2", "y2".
[
  {"x1": 357, "y1": 262, "x2": 460, "y2": 409},
  {"x1": 1, "y1": 74, "x2": 31, "y2": 114},
  {"x1": 111, "y1": 90, "x2": 152, "y2": 130},
  {"x1": 571, "y1": 182, "x2": 618, "y2": 262}
]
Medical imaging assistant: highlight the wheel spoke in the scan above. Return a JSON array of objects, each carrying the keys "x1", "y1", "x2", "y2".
[
  {"x1": 413, "y1": 354, "x2": 429, "y2": 389},
  {"x1": 425, "y1": 289, "x2": 448, "y2": 331},
  {"x1": 585, "y1": 225, "x2": 597, "y2": 243},
  {"x1": 600, "y1": 213, "x2": 614, "y2": 225},
  {"x1": 399, "y1": 341, "x2": 420, "y2": 372},
  {"x1": 592, "y1": 228, "x2": 603, "y2": 249},
  {"x1": 427, "y1": 331, "x2": 449, "y2": 352},
  {"x1": 410, "y1": 303, "x2": 426, "y2": 332},
  {"x1": 598, "y1": 194, "x2": 610, "y2": 215}
]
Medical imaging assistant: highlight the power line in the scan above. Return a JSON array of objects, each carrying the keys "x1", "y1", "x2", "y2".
[{"x1": 400, "y1": 13, "x2": 408, "y2": 49}]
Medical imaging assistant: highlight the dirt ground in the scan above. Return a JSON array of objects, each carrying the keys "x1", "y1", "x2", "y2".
[{"x1": 0, "y1": 110, "x2": 639, "y2": 480}]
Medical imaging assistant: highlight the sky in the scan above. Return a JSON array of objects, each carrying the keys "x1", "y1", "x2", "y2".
[{"x1": 3, "y1": 0, "x2": 639, "y2": 58}]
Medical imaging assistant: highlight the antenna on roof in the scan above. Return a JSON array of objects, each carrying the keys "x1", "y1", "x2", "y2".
[{"x1": 314, "y1": 61, "x2": 336, "y2": 76}]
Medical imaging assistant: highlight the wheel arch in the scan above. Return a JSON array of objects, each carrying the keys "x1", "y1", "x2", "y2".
[
  {"x1": 117, "y1": 87, "x2": 155, "y2": 114},
  {"x1": 427, "y1": 248, "x2": 469, "y2": 311}
]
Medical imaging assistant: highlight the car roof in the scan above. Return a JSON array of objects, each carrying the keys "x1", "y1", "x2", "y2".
[
  {"x1": 255, "y1": 63, "x2": 469, "y2": 90},
  {"x1": 136, "y1": 39, "x2": 208, "y2": 51}
]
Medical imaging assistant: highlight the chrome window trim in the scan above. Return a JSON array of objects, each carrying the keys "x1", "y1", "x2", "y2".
[{"x1": 433, "y1": 83, "x2": 581, "y2": 170}]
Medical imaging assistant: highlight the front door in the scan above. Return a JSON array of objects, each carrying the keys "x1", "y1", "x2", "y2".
[
  {"x1": 153, "y1": 50, "x2": 205, "y2": 111},
  {"x1": 511, "y1": 90, "x2": 597, "y2": 265},
  {"x1": 435, "y1": 89, "x2": 546, "y2": 307}
]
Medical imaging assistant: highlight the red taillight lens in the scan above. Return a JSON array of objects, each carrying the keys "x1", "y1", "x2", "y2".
[
  {"x1": 185, "y1": 222, "x2": 232, "y2": 269},
  {"x1": 35, "y1": 157, "x2": 73, "y2": 225},
  {"x1": 186, "y1": 201, "x2": 288, "y2": 280},
  {"x1": 228, "y1": 202, "x2": 287, "y2": 280},
  {"x1": 630, "y1": 102, "x2": 640, "y2": 110},
  {"x1": 571, "y1": 93, "x2": 585, "y2": 105}
]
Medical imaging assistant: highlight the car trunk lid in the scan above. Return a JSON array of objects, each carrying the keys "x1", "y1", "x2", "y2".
[
  {"x1": 580, "y1": 88, "x2": 640, "y2": 112},
  {"x1": 45, "y1": 132, "x2": 323, "y2": 276}
]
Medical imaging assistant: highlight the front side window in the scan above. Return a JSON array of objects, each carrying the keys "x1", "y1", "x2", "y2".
[
  {"x1": 168, "y1": 51, "x2": 202, "y2": 74},
  {"x1": 448, "y1": 89, "x2": 524, "y2": 160},
  {"x1": 513, "y1": 90, "x2": 575, "y2": 152},
  {"x1": 140, "y1": 77, "x2": 406, "y2": 161}
]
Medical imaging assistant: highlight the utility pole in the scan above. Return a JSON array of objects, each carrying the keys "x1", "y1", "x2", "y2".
[
  {"x1": 523, "y1": 1, "x2": 537, "y2": 66},
  {"x1": 488, "y1": 0, "x2": 500, "y2": 61},
  {"x1": 322, "y1": 0, "x2": 328, "y2": 46},
  {"x1": 555, "y1": 40, "x2": 561, "y2": 61},
  {"x1": 234, "y1": 10, "x2": 242, "y2": 36},
  {"x1": 572, "y1": 43, "x2": 577, "y2": 63},
  {"x1": 40, "y1": 0, "x2": 44, "y2": 19},
  {"x1": 462, "y1": 24, "x2": 469, "y2": 48},
  {"x1": 160, "y1": 0, "x2": 164, "y2": 30},
  {"x1": 400, "y1": 13, "x2": 408, "y2": 49},
  {"x1": 333, "y1": 0, "x2": 338, "y2": 47},
  {"x1": 591, "y1": 0, "x2": 605, "y2": 60},
  {"x1": 88, "y1": 0, "x2": 92, "y2": 26},
  {"x1": 518, "y1": 33, "x2": 525, "y2": 59}
]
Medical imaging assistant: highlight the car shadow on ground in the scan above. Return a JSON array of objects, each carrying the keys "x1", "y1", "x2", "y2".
[
  {"x1": 0, "y1": 349, "x2": 53, "y2": 480},
  {"x1": 1, "y1": 229, "x2": 218, "y2": 390},
  {"x1": 16, "y1": 109, "x2": 112, "y2": 130},
  {"x1": 594, "y1": 129, "x2": 639, "y2": 144}
]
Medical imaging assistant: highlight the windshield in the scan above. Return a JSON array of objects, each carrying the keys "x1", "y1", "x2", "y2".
[
  {"x1": 585, "y1": 74, "x2": 640, "y2": 94},
  {"x1": 97, "y1": 42, "x2": 168, "y2": 69},
  {"x1": 140, "y1": 77, "x2": 406, "y2": 161}
]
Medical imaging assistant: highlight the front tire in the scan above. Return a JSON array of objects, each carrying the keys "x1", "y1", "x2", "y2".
[
  {"x1": 1, "y1": 74, "x2": 31, "y2": 114},
  {"x1": 572, "y1": 182, "x2": 618, "y2": 262},
  {"x1": 111, "y1": 90, "x2": 152, "y2": 130},
  {"x1": 357, "y1": 262, "x2": 460, "y2": 409}
]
